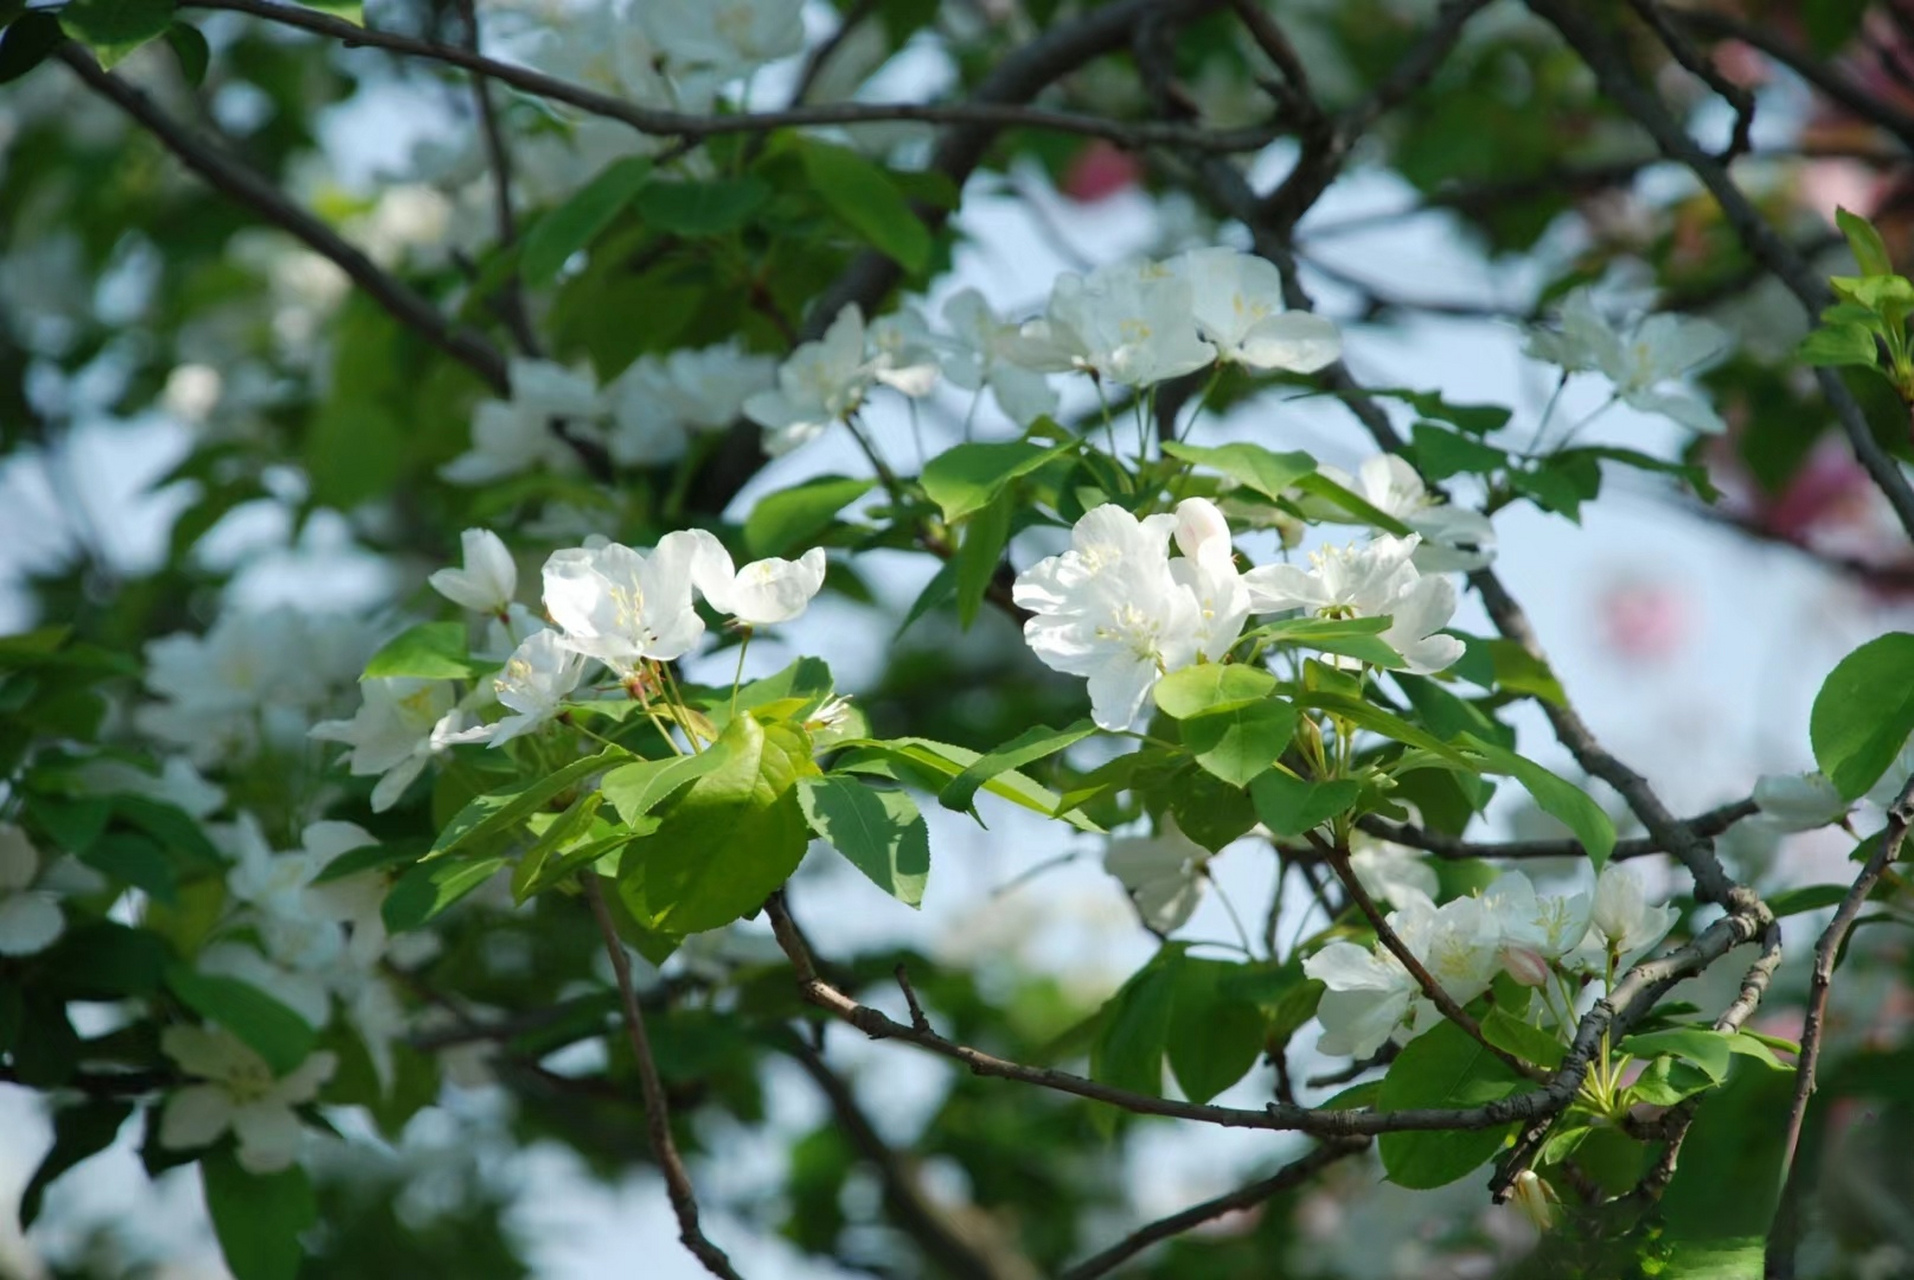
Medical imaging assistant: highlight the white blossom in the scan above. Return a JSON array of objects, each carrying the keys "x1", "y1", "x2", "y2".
[
  {"x1": 1006, "y1": 258, "x2": 1216, "y2": 387},
  {"x1": 0, "y1": 824, "x2": 62, "y2": 957},
  {"x1": 1321, "y1": 454, "x2": 1496, "y2": 572},
  {"x1": 479, "y1": 629, "x2": 591, "y2": 746},
  {"x1": 1242, "y1": 534, "x2": 1464, "y2": 674},
  {"x1": 743, "y1": 305, "x2": 879, "y2": 455},
  {"x1": 1752, "y1": 771, "x2": 1849, "y2": 832},
  {"x1": 1167, "y1": 497, "x2": 1250, "y2": 664},
  {"x1": 73, "y1": 755, "x2": 225, "y2": 819},
  {"x1": 1479, "y1": 870, "x2": 1591, "y2": 987},
  {"x1": 1303, "y1": 890, "x2": 1499, "y2": 1058},
  {"x1": 159, "y1": 1024, "x2": 336, "y2": 1173},
  {"x1": 1104, "y1": 816, "x2": 1208, "y2": 933},
  {"x1": 940, "y1": 288, "x2": 1058, "y2": 425},
  {"x1": 1524, "y1": 289, "x2": 1730, "y2": 434},
  {"x1": 1174, "y1": 247, "x2": 1342, "y2": 372},
  {"x1": 442, "y1": 359, "x2": 606, "y2": 484},
  {"x1": 1576, "y1": 864, "x2": 1677, "y2": 968},
  {"x1": 1348, "y1": 837, "x2": 1438, "y2": 910},
  {"x1": 867, "y1": 309, "x2": 943, "y2": 397},
  {"x1": 1012, "y1": 504, "x2": 1209, "y2": 731},
  {"x1": 687, "y1": 535, "x2": 829, "y2": 627},
  {"x1": 636, "y1": 0, "x2": 805, "y2": 80},
  {"x1": 309, "y1": 679, "x2": 471, "y2": 812},
  {"x1": 429, "y1": 528, "x2": 518, "y2": 615},
  {"x1": 607, "y1": 342, "x2": 778, "y2": 465},
  {"x1": 541, "y1": 533, "x2": 709, "y2": 673}
]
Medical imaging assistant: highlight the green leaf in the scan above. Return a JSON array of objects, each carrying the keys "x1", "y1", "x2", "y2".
[
  {"x1": 1798, "y1": 321, "x2": 1881, "y2": 369},
  {"x1": 1182, "y1": 698, "x2": 1297, "y2": 788},
  {"x1": 521, "y1": 156, "x2": 653, "y2": 286},
  {"x1": 1248, "y1": 772, "x2": 1361, "y2": 837},
  {"x1": 1810, "y1": 632, "x2": 1914, "y2": 799},
  {"x1": 1151, "y1": 664, "x2": 1277, "y2": 718},
  {"x1": 919, "y1": 440, "x2": 1071, "y2": 522},
  {"x1": 1411, "y1": 423, "x2": 1507, "y2": 480},
  {"x1": 1365, "y1": 388, "x2": 1513, "y2": 435},
  {"x1": 797, "y1": 774, "x2": 930, "y2": 907},
  {"x1": 296, "y1": 0, "x2": 362, "y2": 22},
  {"x1": 1294, "y1": 691, "x2": 1470, "y2": 764},
  {"x1": 512, "y1": 792, "x2": 604, "y2": 902},
  {"x1": 38, "y1": 922, "x2": 169, "y2": 999},
  {"x1": 1162, "y1": 441, "x2": 1316, "y2": 502},
  {"x1": 635, "y1": 176, "x2": 771, "y2": 236},
  {"x1": 743, "y1": 475, "x2": 873, "y2": 558},
  {"x1": 1090, "y1": 953, "x2": 1179, "y2": 1097},
  {"x1": 1622, "y1": 1027, "x2": 1732, "y2": 1083},
  {"x1": 798, "y1": 139, "x2": 933, "y2": 273},
  {"x1": 18, "y1": 1099, "x2": 131, "y2": 1229},
  {"x1": 1292, "y1": 472, "x2": 1415, "y2": 534},
  {"x1": 840, "y1": 736, "x2": 1102, "y2": 832},
  {"x1": 1166, "y1": 958, "x2": 1266, "y2": 1104},
  {"x1": 1765, "y1": 884, "x2": 1850, "y2": 917},
  {"x1": 164, "y1": 967, "x2": 318, "y2": 1076},
  {"x1": 58, "y1": 0, "x2": 172, "y2": 64},
  {"x1": 1377, "y1": 1020, "x2": 1527, "y2": 1188},
  {"x1": 1255, "y1": 614, "x2": 1404, "y2": 668},
  {"x1": 938, "y1": 719, "x2": 1096, "y2": 814},
  {"x1": 618, "y1": 716, "x2": 814, "y2": 933},
  {"x1": 1166, "y1": 764, "x2": 1260, "y2": 852},
  {"x1": 78, "y1": 832, "x2": 177, "y2": 904},
  {"x1": 954, "y1": 489, "x2": 1011, "y2": 629},
  {"x1": 382, "y1": 856, "x2": 508, "y2": 932},
  {"x1": 0, "y1": 10, "x2": 61, "y2": 83},
  {"x1": 164, "y1": 21, "x2": 209, "y2": 85},
  {"x1": 600, "y1": 747, "x2": 736, "y2": 826},
  {"x1": 363, "y1": 622, "x2": 485, "y2": 680},
  {"x1": 201, "y1": 1149, "x2": 318, "y2": 1280},
  {"x1": 430, "y1": 748, "x2": 627, "y2": 860},
  {"x1": 1838, "y1": 207, "x2": 1900, "y2": 276},
  {"x1": 1661, "y1": 1060, "x2": 1794, "y2": 1261},
  {"x1": 1456, "y1": 734, "x2": 1616, "y2": 869},
  {"x1": 1480, "y1": 1007, "x2": 1566, "y2": 1071}
]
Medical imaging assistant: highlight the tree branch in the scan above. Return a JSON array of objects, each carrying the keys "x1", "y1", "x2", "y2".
[
  {"x1": 1056, "y1": 1139, "x2": 1369, "y2": 1280},
  {"x1": 183, "y1": 0, "x2": 1265, "y2": 155},
  {"x1": 1526, "y1": 0, "x2": 1914, "y2": 549},
  {"x1": 57, "y1": 43, "x2": 509, "y2": 394},
  {"x1": 1354, "y1": 798, "x2": 1758, "y2": 864},
  {"x1": 581, "y1": 873, "x2": 742, "y2": 1280},
  {"x1": 1770, "y1": 778, "x2": 1914, "y2": 1270},
  {"x1": 1623, "y1": 0, "x2": 1754, "y2": 161},
  {"x1": 454, "y1": 0, "x2": 540, "y2": 358}
]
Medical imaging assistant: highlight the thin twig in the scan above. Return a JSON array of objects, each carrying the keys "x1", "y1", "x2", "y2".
[
  {"x1": 894, "y1": 963, "x2": 931, "y2": 1033},
  {"x1": 56, "y1": 43, "x2": 509, "y2": 394},
  {"x1": 1623, "y1": 0, "x2": 1755, "y2": 161},
  {"x1": 1776, "y1": 782, "x2": 1914, "y2": 1196},
  {"x1": 1315, "y1": 837, "x2": 1550, "y2": 1083},
  {"x1": 455, "y1": 0, "x2": 540, "y2": 357},
  {"x1": 1353, "y1": 798, "x2": 1759, "y2": 864},
  {"x1": 1056, "y1": 1140, "x2": 1369, "y2": 1280},
  {"x1": 581, "y1": 873, "x2": 742, "y2": 1280}
]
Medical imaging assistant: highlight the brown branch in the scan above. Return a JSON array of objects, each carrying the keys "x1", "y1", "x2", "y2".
[
  {"x1": 1353, "y1": 798, "x2": 1759, "y2": 864},
  {"x1": 57, "y1": 43, "x2": 509, "y2": 394},
  {"x1": 182, "y1": 0, "x2": 1266, "y2": 155},
  {"x1": 1056, "y1": 1139, "x2": 1369, "y2": 1280},
  {"x1": 1314, "y1": 837, "x2": 1550, "y2": 1083},
  {"x1": 1526, "y1": 0, "x2": 1914, "y2": 549},
  {"x1": 1623, "y1": 0, "x2": 1755, "y2": 161},
  {"x1": 581, "y1": 873, "x2": 742, "y2": 1280},
  {"x1": 455, "y1": 0, "x2": 540, "y2": 358},
  {"x1": 764, "y1": 893, "x2": 1767, "y2": 1142},
  {"x1": 778, "y1": 1034, "x2": 1038, "y2": 1280},
  {"x1": 1773, "y1": 783, "x2": 1914, "y2": 1217}
]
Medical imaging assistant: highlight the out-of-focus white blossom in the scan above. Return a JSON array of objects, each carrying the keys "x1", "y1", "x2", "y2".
[
  {"x1": 1525, "y1": 289, "x2": 1730, "y2": 434},
  {"x1": 1104, "y1": 816, "x2": 1209, "y2": 933},
  {"x1": 1006, "y1": 257, "x2": 1216, "y2": 387},
  {"x1": 309, "y1": 679, "x2": 472, "y2": 812},
  {"x1": 159, "y1": 1025, "x2": 336, "y2": 1173},
  {"x1": 1303, "y1": 890, "x2": 1500, "y2": 1058},
  {"x1": 0, "y1": 824, "x2": 62, "y2": 957},
  {"x1": 1319, "y1": 454, "x2": 1496, "y2": 573},
  {"x1": 743, "y1": 305, "x2": 881, "y2": 455},
  {"x1": 443, "y1": 359, "x2": 607, "y2": 485},
  {"x1": 940, "y1": 289, "x2": 1058, "y2": 425},
  {"x1": 1174, "y1": 247, "x2": 1342, "y2": 372},
  {"x1": 429, "y1": 528, "x2": 518, "y2": 615}
]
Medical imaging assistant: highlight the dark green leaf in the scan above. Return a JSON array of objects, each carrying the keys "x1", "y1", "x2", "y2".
[
  {"x1": 521, "y1": 156, "x2": 653, "y2": 286},
  {"x1": 1377, "y1": 1020, "x2": 1526, "y2": 1188},
  {"x1": 600, "y1": 747, "x2": 737, "y2": 826},
  {"x1": 362, "y1": 621, "x2": 484, "y2": 680},
  {"x1": 1166, "y1": 957, "x2": 1266, "y2": 1104},
  {"x1": 1622, "y1": 1027, "x2": 1732, "y2": 1083},
  {"x1": 1411, "y1": 423, "x2": 1507, "y2": 480},
  {"x1": 1248, "y1": 772, "x2": 1361, "y2": 837},
  {"x1": 953, "y1": 488, "x2": 1011, "y2": 629},
  {"x1": 1292, "y1": 472, "x2": 1415, "y2": 534},
  {"x1": 1090, "y1": 952, "x2": 1178, "y2": 1097},
  {"x1": 937, "y1": 719, "x2": 1096, "y2": 814},
  {"x1": 1162, "y1": 441, "x2": 1316, "y2": 502},
  {"x1": 797, "y1": 774, "x2": 930, "y2": 907},
  {"x1": 59, "y1": 0, "x2": 172, "y2": 64},
  {"x1": 743, "y1": 475, "x2": 873, "y2": 558},
  {"x1": 1457, "y1": 733, "x2": 1615, "y2": 869},
  {"x1": 19, "y1": 1100, "x2": 132, "y2": 1229},
  {"x1": 163, "y1": 21, "x2": 208, "y2": 85},
  {"x1": 1182, "y1": 698, "x2": 1297, "y2": 788},
  {"x1": 430, "y1": 748, "x2": 627, "y2": 859},
  {"x1": 0, "y1": 11, "x2": 61, "y2": 84},
  {"x1": 382, "y1": 855, "x2": 508, "y2": 932},
  {"x1": 38, "y1": 922, "x2": 169, "y2": 999},
  {"x1": 798, "y1": 140, "x2": 933, "y2": 273},
  {"x1": 1810, "y1": 632, "x2": 1914, "y2": 799},
  {"x1": 164, "y1": 966, "x2": 318, "y2": 1076},
  {"x1": 634, "y1": 176, "x2": 770, "y2": 236},
  {"x1": 1661, "y1": 1060, "x2": 1793, "y2": 1259},
  {"x1": 201, "y1": 1148, "x2": 318, "y2": 1280},
  {"x1": 1480, "y1": 1007, "x2": 1565, "y2": 1071}
]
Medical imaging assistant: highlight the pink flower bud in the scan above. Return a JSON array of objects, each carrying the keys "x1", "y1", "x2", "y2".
[
  {"x1": 1173, "y1": 497, "x2": 1232, "y2": 561},
  {"x1": 1502, "y1": 945, "x2": 1551, "y2": 988}
]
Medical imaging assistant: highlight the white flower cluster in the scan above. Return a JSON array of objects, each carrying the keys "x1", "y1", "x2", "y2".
[
  {"x1": 1303, "y1": 864, "x2": 1677, "y2": 1059},
  {"x1": 1524, "y1": 288, "x2": 1731, "y2": 435},
  {"x1": 162, "y1": 818, "x2": 410, "y2": 1172},
  {"x1": 138, "y1": 608, "x2": 381, "y2": 768},
  {"x1": 1012, "y1": 498, "x2": 1464, "y2": 731},
  {"x1": 746, "y1": 248, "x2": 1344, "y2": 453},
  {"x1": 1754, "y1": 734, "x2": 1914, "y2": 832},
  {"x1": 312, "y1": 527, "x2": 829, "y2": 806},
  {"x1": 443, "y1": 346, "x2": 779, "y2": 484}
]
